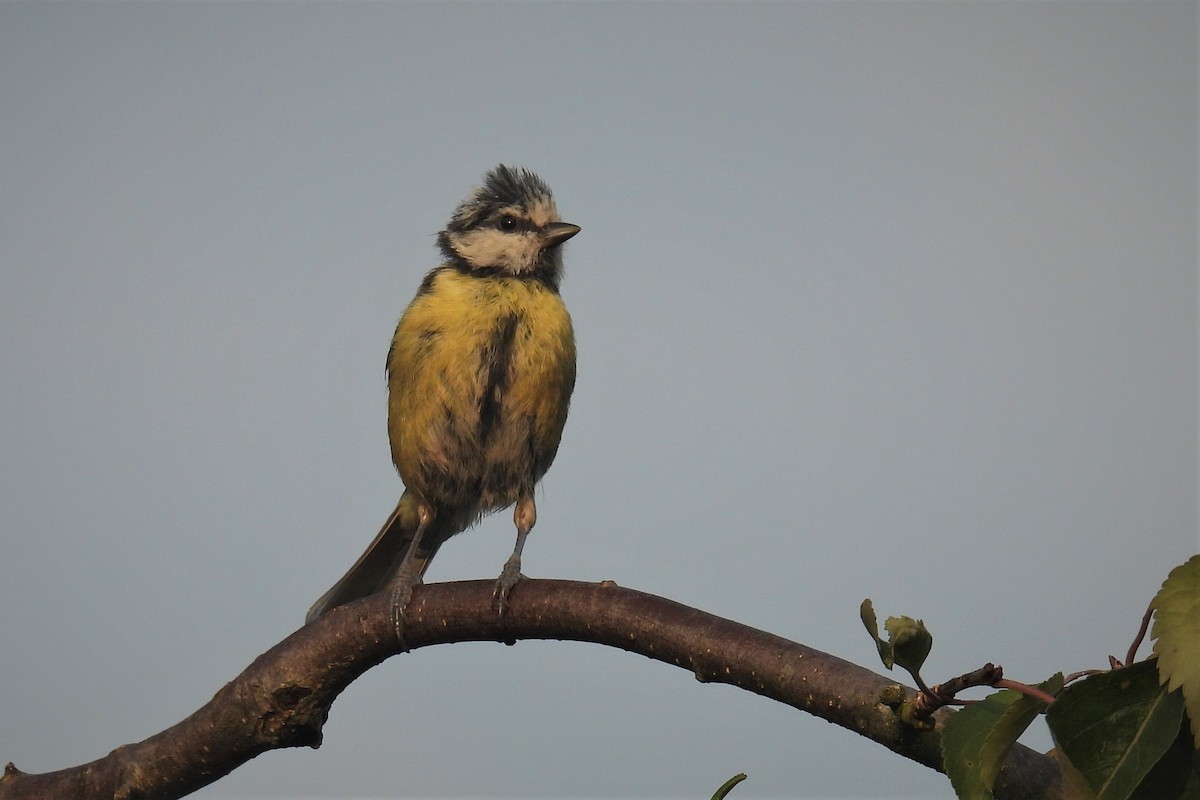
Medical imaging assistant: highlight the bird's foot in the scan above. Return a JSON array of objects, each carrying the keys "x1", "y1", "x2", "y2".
[
  {"x1": 492, "y1": 558, "x2": 525, "y2": 616},
  {"x1": 389, "y1": 573, "x2": 423, "y2": 652}
]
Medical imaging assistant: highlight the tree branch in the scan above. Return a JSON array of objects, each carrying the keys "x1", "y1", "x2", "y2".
[{"x1": 0, "y1": 579, "x2": 1062, "y2": 800}]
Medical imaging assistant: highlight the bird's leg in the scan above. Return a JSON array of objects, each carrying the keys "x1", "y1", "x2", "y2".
[
  {"x1": 389, "y1": 502, "x2": 434, "y2": 650},
  {"x1": 494, "y1": 493, "x2": 536, "y2": 614}
]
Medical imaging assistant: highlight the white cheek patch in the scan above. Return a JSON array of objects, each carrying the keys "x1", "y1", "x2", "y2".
[{"x1": 453, "y1": 228, "x2": 539, "y2": 272}]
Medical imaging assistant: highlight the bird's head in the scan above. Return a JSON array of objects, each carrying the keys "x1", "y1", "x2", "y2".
[{"x1": 438, "y1": 165, "x2": 580, "y2": 288}]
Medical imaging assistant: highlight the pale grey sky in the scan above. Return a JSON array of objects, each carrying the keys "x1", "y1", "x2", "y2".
[{"x1": 1, "y1": 3, "x2": 1196, "y2": 798}]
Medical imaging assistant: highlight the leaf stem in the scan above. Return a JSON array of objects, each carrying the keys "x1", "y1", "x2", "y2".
[
  {"x1": 1122, "y1": 602, "x2": 1154, "y2": 667},
  {"x1": 994, "y1": 678, "x2": 1057, "y2": 706}
]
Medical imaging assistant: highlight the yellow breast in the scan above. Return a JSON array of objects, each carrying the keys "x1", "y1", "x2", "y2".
[{"x1": 385, "y1": 268, "x2": 575, "y2": 512}]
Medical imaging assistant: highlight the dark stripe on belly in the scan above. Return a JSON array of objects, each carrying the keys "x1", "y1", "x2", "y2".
[{"x1": 477, "y1": 312, "x2": 519, "y2": 442}]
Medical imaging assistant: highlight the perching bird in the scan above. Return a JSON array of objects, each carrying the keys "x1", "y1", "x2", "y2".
[{"x1": 306, "y1": 165, "x2": 578, "y2": 627}]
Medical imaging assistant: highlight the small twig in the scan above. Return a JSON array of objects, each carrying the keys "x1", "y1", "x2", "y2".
[
  {"x1": 911, "y1": 663, "x2": 1004, "y2": 718},
  {"x1": 909, "y1": 664, "x2": 1059, "y2": 718}
]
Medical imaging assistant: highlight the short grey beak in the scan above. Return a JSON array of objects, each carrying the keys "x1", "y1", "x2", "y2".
[{"x1": 542, "y1": 222, "x2": 581, "y2": 247}]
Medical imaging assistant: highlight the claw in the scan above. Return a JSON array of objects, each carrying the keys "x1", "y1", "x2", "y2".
[
  {"x1": 492, "y1": 561, "x2": 524, "y2": 615},
  {"x1": 389, "y1": 573, "x2": 423, "y2": 652},
  {"x1": 387, "y1": 502, "x2": 434, "y2": 652}
]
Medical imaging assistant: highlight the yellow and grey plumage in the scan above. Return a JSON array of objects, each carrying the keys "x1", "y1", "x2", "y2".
[{"x1": 306, "y1": 165, "x2": 578, "y2": 625}]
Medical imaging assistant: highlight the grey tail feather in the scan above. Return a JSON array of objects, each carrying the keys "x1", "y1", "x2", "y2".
[{"x1": 305, "y1": 500, "x2": 416, "y2": 624}]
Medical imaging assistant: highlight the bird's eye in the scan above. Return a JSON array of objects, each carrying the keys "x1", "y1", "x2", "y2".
[{"x1": 498, "y1": 216, "x2": 518, "y2": 231}]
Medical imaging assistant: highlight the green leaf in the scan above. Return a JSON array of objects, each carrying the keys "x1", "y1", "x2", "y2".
[
  {"x1": 942, "y1": 675, "x2": 1063, "y2": 800},
  {"x1": 1052, "y1": 747, "x2": 1099, "y2": 800},
  {"x1": 1151, "y1": 554, "x2": 1200, "y2": 747},
  {"x1": 860, "y1": 599, "x2": 893, "y2": 669},
  {"x1": 1128, "y1": 715, "x2": 1200, "y2": 800},
  {"x1": 886, "y1": 615, "x2": 932, "y2": 677},
  {"x1": 710, "y1": 773, "x2": 747, "y2": 800},
  {"x1": 1047, "y1": 660, "x2": 1185, "y2": 800}
]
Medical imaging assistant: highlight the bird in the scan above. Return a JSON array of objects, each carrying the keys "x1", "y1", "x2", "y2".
[{"x1": 306, "y1": 165, "x2": 579, "y2": 632}]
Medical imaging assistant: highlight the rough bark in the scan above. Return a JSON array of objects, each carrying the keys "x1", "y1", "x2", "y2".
[{"x1": 0, "y1": 579, "x2": 1062, "y2": 800}]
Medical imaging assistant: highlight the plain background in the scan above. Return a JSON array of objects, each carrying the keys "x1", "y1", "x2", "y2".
[{"x1": 1, "y1": 3, "x2": 1196, "y2": 798}]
